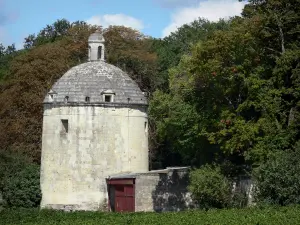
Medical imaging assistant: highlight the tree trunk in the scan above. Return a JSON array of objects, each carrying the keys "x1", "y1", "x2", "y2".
[
  {"x1": 278, "y1": 25, "x2": 285, "y2": 54},
  {"x1": 288, "y1": 107, "x2": 295, "y2": 127},
  {"x1": 274, "y1": 14, "x2": 285, "y2": 54}
]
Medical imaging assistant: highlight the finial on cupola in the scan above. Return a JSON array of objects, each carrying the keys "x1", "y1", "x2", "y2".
[{"x1": 88, "y1": 26, "x2": 105, "y2": 62}]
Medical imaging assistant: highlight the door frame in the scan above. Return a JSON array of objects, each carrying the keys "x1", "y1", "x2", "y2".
[{"x1": 106, "y1": 178, "x2": 135, "y2": 212}]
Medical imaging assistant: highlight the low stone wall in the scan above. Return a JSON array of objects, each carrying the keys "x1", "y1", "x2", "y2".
[
  {"x1": 232, "y1": 176, "x2": 255, "y2": 206},
  {"x1": 135, "y1": 167, "x2": 195, "y2": 212},
  {"x1": 134, "y1": 168, "x2": 255, "y2": 212}
]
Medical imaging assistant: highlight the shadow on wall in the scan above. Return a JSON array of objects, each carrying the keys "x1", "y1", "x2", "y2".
[{"x1": 151, "y1": 170, "x2": 195, "y2": 212}]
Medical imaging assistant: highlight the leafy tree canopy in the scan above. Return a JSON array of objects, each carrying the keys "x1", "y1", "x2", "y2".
[{"x1": 149, "y1": 0, "x2": 300, "y2": 170}]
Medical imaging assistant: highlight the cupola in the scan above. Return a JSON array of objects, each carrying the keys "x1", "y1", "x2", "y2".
[{"x1": 88, "y1": 29, "x2": 105, "y2": 61}]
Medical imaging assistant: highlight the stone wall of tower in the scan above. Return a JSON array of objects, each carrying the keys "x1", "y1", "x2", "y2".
[{"x1": 40, "y1": 104, "x2": 148, "y2": 211}]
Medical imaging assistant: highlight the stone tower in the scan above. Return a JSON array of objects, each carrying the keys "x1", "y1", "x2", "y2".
[{"x1": 40, "y1": 31, "x2": 149, "y2": 211}]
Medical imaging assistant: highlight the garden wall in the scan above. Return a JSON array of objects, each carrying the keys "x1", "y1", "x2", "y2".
[{"x1": 135, "y1": 167, "x2": 195, "y2": 212}]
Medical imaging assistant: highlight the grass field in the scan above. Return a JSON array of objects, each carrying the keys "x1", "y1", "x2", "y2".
[{"x1": 1, "y1": 206, "x2": 300, "y2": 225}]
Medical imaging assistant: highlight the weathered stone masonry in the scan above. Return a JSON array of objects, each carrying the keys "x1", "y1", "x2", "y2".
[
  {"x1": 108, "y1": 167, "x2": 195, "y2": 212},
  {"x1": 40, "y1": 31, "x2": 149, "y2": 211},
  {"x1": 135, "y1": 167, "x2": 195, "y2": 212}
]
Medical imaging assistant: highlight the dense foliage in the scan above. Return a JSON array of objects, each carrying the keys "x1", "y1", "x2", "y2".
[
  {"x1": 0, "y1": 152, "x2": 41, "y2": 208},
  {"x1": 2, "y1": 164, "x2": 41, "y2": 208},
  {"x1": 253, "y1": 144, "x2": 300, "y2": 205},
  {"x1": 188, "y1": 165, "x2": 231, "y2": 208},
  {"x1": 149, "y1": 0, "x2": 300, "y2": 171},
  {"x1": 1, "y1": 206, "x2": 300, "y2": 225}
]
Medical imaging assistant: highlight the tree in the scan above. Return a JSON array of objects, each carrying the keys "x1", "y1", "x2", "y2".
[
  {"x1": 5, "y1": 44, "x2": 16, "y2": 55},
  {"x1": 25, "y1": 19, "x2": 72, "y2": 48},
  {"x1": 0, "y1": 43, "x2": 20, "y2": 82},
  {"x1": 149, "y1": 19, "x2": 233, "y2": 168},
  {"x1": 0, "y1": 22, "x2": 93, "y2": 161},
  {"x1": 189, "y1": 165, "x2": 231, "y2": 209},
  {"x1": 152, "y1": 18, "x2": 230, "y2": 90},
  {"x1": 0, "y1": 43, "x2": 5, "y2": 56},
  {"x1": 104, "y1": 26, "x2": 158, "y2": 92},
  {"x1": 253, "y1": 144, "x2": 300, "y2": 205},
  {"x1": 150, "y1": 0, "x2": 300, "y2": 169},
  {"x1": 24, "y1": 34, "x2": 36, "y2": 49},
  {"x1": 243, "y1": 0, "x2": 300, "y2": 55}
]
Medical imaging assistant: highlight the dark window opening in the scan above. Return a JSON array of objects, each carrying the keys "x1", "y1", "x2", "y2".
[
  {"x1": 105, "y1": 95, "x2": 112, "y2": 102},
  {"x1": 61, "y1": 119, "x2": 68, "y2": 133},
  {"x1": 85, "y1": 96, "x2": 90, "y2": 103},
  {"x1": 98, "y1": 46, "x2": 102, "y2": 60}
]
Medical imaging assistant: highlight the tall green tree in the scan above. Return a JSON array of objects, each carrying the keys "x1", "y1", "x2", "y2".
[
  {"x1": 152, "y1": 18, "x2": 231, "y2": 90},
  {"x1": 104, "y1": 26, "x2": 158, "y2": 92},
  {"x1": 150, "y1": 0, "x2": 300, "y2": 169},
  {"x1": 0, "y1": 43, "x2": 20, "y2": 82},
  {"x1": 149, "y1": 19, "x2": 233, "y2": 168}
]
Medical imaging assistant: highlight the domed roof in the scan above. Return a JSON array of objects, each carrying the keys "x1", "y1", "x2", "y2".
[
  {"x1": 88, "y1": 31, "x2": 105, "y2": 43},
  {"x1": 44, "y1": 61, "x2": 147, "y2": 105}
]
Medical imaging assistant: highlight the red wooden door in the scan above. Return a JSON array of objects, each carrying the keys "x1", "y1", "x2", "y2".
[
  {"x1": 124, "y1": 185, "x2": 135, "y2": 212},
  {"x1": 115, "y1": 185, "x2": 135, "y2": 212}
]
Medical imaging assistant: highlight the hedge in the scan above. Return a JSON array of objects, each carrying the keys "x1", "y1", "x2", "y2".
[{"x1": 1, "y1": 206, "x2": 300, "y2": 225}]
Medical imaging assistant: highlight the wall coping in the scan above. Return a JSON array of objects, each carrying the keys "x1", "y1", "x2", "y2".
[{"x1": 107, "y1": 167, "x2": 190, "y2": 180}]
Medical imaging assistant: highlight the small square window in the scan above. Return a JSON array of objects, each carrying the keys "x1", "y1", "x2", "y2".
[
  {"x1": 61, "y1": 119, "x2": 68, "y2": 133},
  {"x1": 101, "y1": 90, "x2": 115, "y2": 102},
  {"x1": 85, "y1": 96, "x2": 90, "y2": 103},
  {"x1": 105, "y1": 95, "x2": 112, "y2": 102},
  {"x1": 64, "y1": 96, "x2": 69, "y2": 103}
]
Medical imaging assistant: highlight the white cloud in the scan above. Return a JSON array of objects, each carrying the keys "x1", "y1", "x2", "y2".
[
  {"x1": 86, "y1": 14, "x2": 144, "y2": 30},
  {"x1": 162, "y1": 0, "x2": 246, "y2": 37}
]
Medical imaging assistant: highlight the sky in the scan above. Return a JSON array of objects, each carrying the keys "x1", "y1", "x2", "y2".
[{"x1": 0, "y1": 0, "x2": 247, "y2": 49}]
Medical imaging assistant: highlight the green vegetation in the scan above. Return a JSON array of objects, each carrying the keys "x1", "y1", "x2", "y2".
[
  {"x1": 150, "y1": 0, "x2": 300, "y2": 169},
  {"x1": 0, "y1": 0, "x2": 300, "y2": 212},
  {"x1": 1, "y1": 206, "x2": 300, "y2": 225},
  {"x1": 2, "y1": 164, "x2": 41, "y2": 208},
  {"x1": 0, "y1": 152, "x2": 41, "y2": 208},
  {"x1": 253, "y1": 144, "x2": 300, "y2": 205},
  {"x1": 188, "y1": 165, "x2": 231, "y2": 209}
]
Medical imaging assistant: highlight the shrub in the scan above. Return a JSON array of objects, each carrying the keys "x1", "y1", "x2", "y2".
[
  {"x1": 0, "y1": 152, "x2": 28, "y2": 189},
  {"x1": 230, "y1": 186, "x2": 248, "y2": 208},
  {"x1": 0, "y1": 151, "x2": 29, "y2": 208},
  {"x1": 2, "y1": 205, "x2": 300, "y2": 225},
  {"x1": 253, "y1": 145, "x2": 300, "y2": 205},
  {"x1": 188, "y1": 165, "x2": 231, "y2": 209},
  {"x1": 2, "y1": 163, "x2": 41, "y2": 208}
]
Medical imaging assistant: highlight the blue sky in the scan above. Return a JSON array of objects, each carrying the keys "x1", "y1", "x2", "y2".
[{"x1": 0, "y1": 0, "x2": 246, "y2": 49}]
